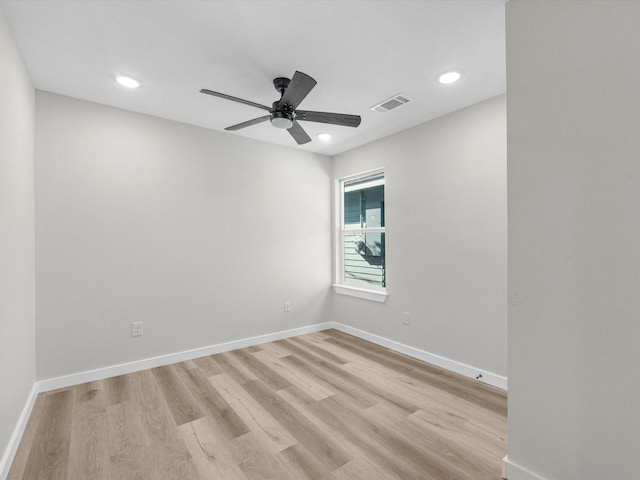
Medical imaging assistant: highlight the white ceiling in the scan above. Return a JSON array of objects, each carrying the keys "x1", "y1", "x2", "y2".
[{"x1": 1, "y1": 0, "x2": 506, "y2": 156}]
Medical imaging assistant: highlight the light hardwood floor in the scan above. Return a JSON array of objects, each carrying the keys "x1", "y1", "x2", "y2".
[{"x1": 7, "y1": 329, "x2": 507, "y2": 480}]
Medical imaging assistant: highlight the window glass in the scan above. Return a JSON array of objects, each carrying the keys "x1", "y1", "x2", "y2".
[
  {"x1": 339, "y1": 171, "x2": 385, "y2": 289},
  {"x1": 343, "y1": 232, "x2": 385, "y2": 287}
]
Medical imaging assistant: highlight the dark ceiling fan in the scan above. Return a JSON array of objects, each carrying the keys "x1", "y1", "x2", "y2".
[{"x1": 200, "y1": 71, "x2": 361, "y2": 145}]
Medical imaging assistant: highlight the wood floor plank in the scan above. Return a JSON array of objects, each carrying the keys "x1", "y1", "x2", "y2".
[
  {"x1": 278, "y1": 386, "x2": 426, "y2": 480},
  {"x1": 364, "y1": 402, "x2": 491, "y2": 480},
  {"x1": 330, "y1": 456, "x2": 404, "y2": 480},
  {"x1": 302, "y1": 332, "x2": 368, "y2": 361},
  {"x1": 173, "y1": 362, "x2": 250, "y2": 440},
  {"x1": 254, "y1": 340, "x2": 295, "y2": 359},
  {"x1": 276, "y1": 442, "x2": 333, "y2": 480},
  {"x1": 279, "y1": 354, "x2": 376, "y2": 410},
  {"x1": 179, "y1": 416, "x2": 248, "y2": 480},
  {"x1": 278, "y1": 339, "x2": 418, "y2": 414},
  {"x1": 103, "y1": 374, "x2": 130, "y2": 406},
  {"x1": 325, "y1": 329, "x2": 507, "y2": 416},
  {"x1": 230, "y1": 432, "x2": 300, "y2": 480},
  {"x1": 275, "y1": 386, "x2": 364, "y2": 460},
  {"x1": 8, "y1": 330, "x2": 507, "y2": 480},
  {"x1": 208, "y1": 373, "x2": 298, "y2": 454},
  {"x1": 191, "y1": 354, "x2": 225, "y2": 377},
  {"x1": 307, "y1": 331, "x2": 331, "y2": 340},
  {"x1": 211, "y1": 351, "x2": 259, "y2": 384},
  {"x1": 252, "y1": 349, "x2": 335, "y2": 401},
  {"x1": 73, "y1": 380, "x2": 106, "y2": 405},
  {"x1": 227, "y1": 349, "x2": 291, "y2": 391},
  {"x1": 242, "y1": 379, "x2": 351, "y2": 472},
  {"x1": 129, "y1": 369, "x2": 199, "y2": 480},
  {"x1": 342, "y1": 356, "x2": 506, "y2": 435},
  {"x1": 105, "y1": 400, "x2": 148, "y2": 479},
  {"x1": 284, "y1": 336, "x2": 349, "y2": 365},
  {"x1": 320, "y1": 394, "x2": 453, "y2": 480},
  {"x1": 19, "y1": 389, "x2": 74, "y2": 480},
  {"x1": 66, "y1": 398, "x2": 110, "y2": 480},
  {"x1": 409, "y1": 407, "x2": 507, "y2": 459},
  {"x1": 152, "y1": 365, "x2": 205, "y2": 426}
]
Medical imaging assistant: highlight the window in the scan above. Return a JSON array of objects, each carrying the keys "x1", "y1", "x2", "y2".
[{"x1": 335, "y1": 169, "x2": 387, "y2": 301}]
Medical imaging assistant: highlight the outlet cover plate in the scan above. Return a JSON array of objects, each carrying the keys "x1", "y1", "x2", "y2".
[{"x1": 132, "y1": 322, "x2": 144, "y2": 336}]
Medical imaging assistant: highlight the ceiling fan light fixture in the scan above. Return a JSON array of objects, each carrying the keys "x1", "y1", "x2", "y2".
[
  {"x1": 438, "y1": 70, "x2": 462, "y2": 85},
  {"x1": 116, "y1": 75, "x2": 140, "y2": 89},
  {"x1": 270, "y1": 112, "x2": 294, "y2": 129}
]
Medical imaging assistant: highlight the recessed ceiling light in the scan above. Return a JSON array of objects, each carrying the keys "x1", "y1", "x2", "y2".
[
  {"x1": 438, "y1": 71, "x2": 462, "y2": 85},
  {"x1": 317, "y1": 133, "x2": 331, "y2": 141},
  {"x1": 116, "y1": 75, "x2": 140, "y2": 89}
]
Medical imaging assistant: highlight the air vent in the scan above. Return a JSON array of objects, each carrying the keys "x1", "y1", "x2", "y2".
[{"x1": 370, "y1": 93, "x2": 413, "y2": 113}]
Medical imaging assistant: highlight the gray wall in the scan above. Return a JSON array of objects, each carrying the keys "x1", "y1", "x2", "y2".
[
  {"x1": 35, "y1": 92, "x2": 332, "y2": 380},
  {"x1": 507, "y1": 1, "x2": 640, "y2": 479},
  {"x1": 332, "y1": 95, "x2": 507, "y2": 377},
  {"x1": 0, "y1": 8, "x2": 36, "y2": 465}
]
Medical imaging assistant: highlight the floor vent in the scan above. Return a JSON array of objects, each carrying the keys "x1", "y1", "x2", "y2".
[{"x1": 370, "y1": 93, "x2": 412, "y2": 113}]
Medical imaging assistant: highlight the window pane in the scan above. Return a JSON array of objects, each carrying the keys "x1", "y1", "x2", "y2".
[
  {"x1": 344, "y1": 190, "x2": 362, "y2": 229},
  {"x1": 364, "y1": 185, "x2": 384, "y2": 228},
  {"x1": 343, "y1": 184, "x2": 384, "y2": 229},
  {"x1": 343, "y1": 232, "x2": 385, "y2": 288}
]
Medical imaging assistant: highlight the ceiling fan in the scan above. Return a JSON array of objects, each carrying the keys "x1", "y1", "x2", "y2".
[{"x1": 200, "y1": 71, "x2": 361, "y2": 145}]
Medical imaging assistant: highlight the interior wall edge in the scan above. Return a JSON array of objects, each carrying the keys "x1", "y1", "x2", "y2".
[{"x1": 0, "y1": 6, "x2": 37, "y2": 479}]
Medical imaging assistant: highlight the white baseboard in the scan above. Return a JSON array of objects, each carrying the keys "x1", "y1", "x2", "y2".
[
  {"x1": 0, "y1": 382, "x2": 39, "y2": 480},
  {"x1": 38, "y1": 322, "x2": 333, "y2": 392},
  {"x1": 330, "y1": 322, "x2": 508, "y2": 390},
  {"x1": 38, "y1": 320, "x2": 507, "y2": 394},
  {"x1": 505, "y1": 457, "x2": 549, "y2": 480}
]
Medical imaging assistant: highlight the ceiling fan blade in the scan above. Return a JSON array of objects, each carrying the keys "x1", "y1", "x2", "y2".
[
  {"x1": 200, "y1": 89, "x2": 272, "y2": 112},
  {"x1": 287, "y1": 121, "x2": 312, "y2": 145},
  {"x1": 224, "y1": 115, "x2": 271, "y2": 131},
  {"x1": 278, "y1": 71, "x2": 317, "y2": 110},
  {"x1": 295, "y1": 110, "x2": 361, "y2": 128}
]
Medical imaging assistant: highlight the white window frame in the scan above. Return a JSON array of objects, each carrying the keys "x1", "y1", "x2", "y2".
[{"x1": 333, "y1": 168, "x2": 388, "y2": 303}]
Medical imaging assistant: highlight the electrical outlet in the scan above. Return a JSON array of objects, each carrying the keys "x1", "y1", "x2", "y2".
[
  {"x1": 131, "y1": 321, "x2": 144, "y2": 337},
  {"x1": 284, "y1": 301, "x2": 291, "y2": 313},
  {"x1": 402, "y1": 311, "x2": 411, "y2": 326}
]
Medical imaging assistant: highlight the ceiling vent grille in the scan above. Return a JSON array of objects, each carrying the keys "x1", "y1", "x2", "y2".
[{"x1": 370, "y1": 93, "x2": 413, "y2": 113}]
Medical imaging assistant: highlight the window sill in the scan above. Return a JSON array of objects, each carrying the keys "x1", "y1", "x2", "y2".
[{"x1": 333, "y1": 284, "x2": 388, "y2": 303}]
